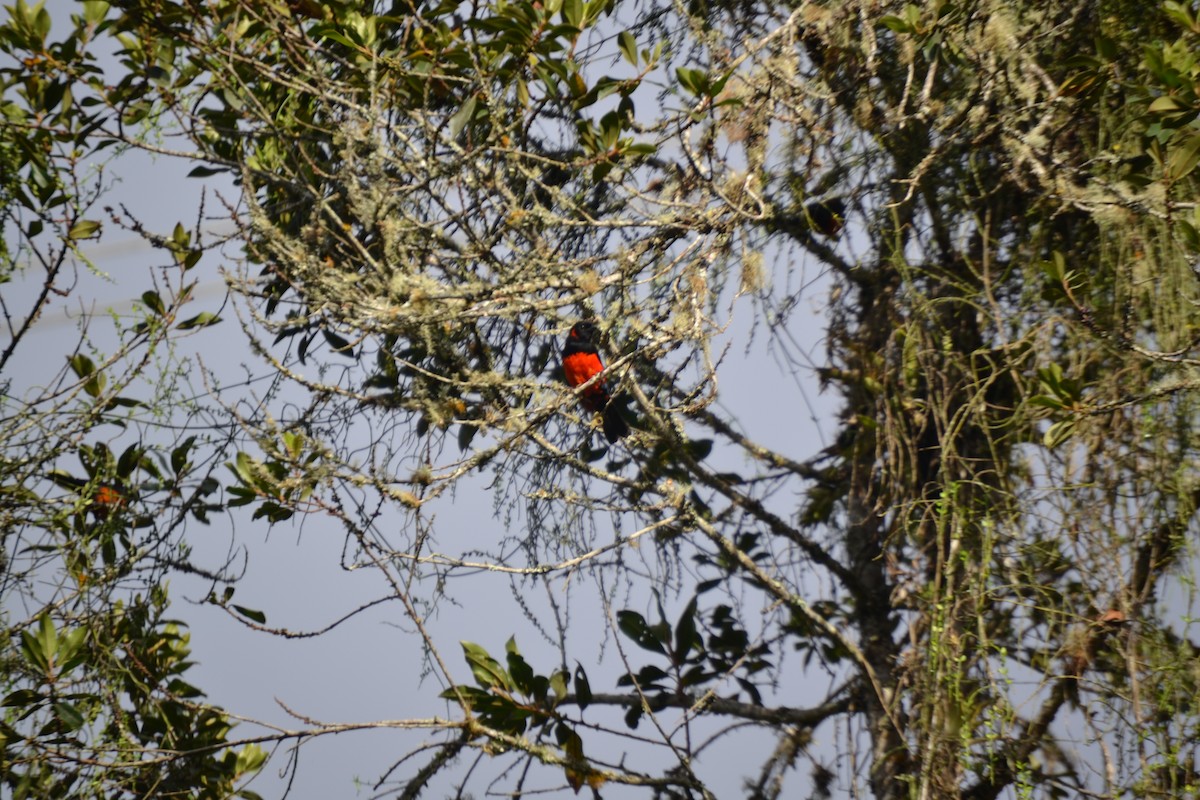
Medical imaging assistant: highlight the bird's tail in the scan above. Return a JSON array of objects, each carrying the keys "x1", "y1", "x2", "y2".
[{"x1": 602, "y1": 400, "x2": 632, "y2": 443}]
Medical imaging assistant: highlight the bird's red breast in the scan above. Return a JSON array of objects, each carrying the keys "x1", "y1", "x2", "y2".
[{"x1": 562, "y1": 349, "x2": 610, "y2": 412}]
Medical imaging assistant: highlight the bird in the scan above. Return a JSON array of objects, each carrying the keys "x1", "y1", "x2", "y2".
[
  {"x1": 805, "y1": 198, "x2": 846, "y2": 238},
  {"x1": 561, "y1": 321, "x2": 630, "y2": 443},
  {"x1": 90, "y1": 484, "x2": 127, "y2": 519}
]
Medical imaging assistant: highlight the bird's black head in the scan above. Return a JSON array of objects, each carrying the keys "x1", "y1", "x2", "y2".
[{"x1": 567, "y1": 321, "x2": 601, "y2": 345}]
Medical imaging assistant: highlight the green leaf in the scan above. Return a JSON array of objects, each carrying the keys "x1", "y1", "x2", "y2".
[
  {"x1": 225, "y1": 486, "x2": 255, "y2": 507},
  {"x1": 439, "y1": 684, "x2": 487, "y2": 706},
  {"x1": 82, "y1": 1, "x2": 110, "y2": 24},
  {"x1": 709, "y1": 69, "x2": 733, "y2": 96},
  {"x1": 282, "y1": 430, "x2": 303, "y2": 459},
  {"x1": 558, "y1": 722, "x2": 588, "y2": 790},
  {"x1": 1148, "y1": 95, "x2": 1184, "y2": 113},
  {"x1": 680, "y1": 664, "x2": 712, "y2": 687},
  {"x1": 176, "y1": 312, "x2": 222, "y2": 330},
  {"x1": 187, "y1": 165, "x2": 225, "y2": 179},
  {"x1": 67, "y1": 219, "x2": 101, "y2": 240},
  {"x1": 879, "y1": 15, "x2": 912, "y2": 33},
  {"x1": 323, "y1": 329, "x2": 354, "y2": 355},
  {"x1": 84, "y1": 370, "x2": 107, "y2": 398},
  {"x1": 457, "y1": 423, "x2": 478, "y2": 452},
  {"x1": 33, "y1": 4, "x2": 51, "y2": 39},
  {"x1": 68, "y1": 353, "x2": 95, "y2": 379},
  {"x1": 1038, "y1": 251, "x2": 1066, "y2": 283},
  {"x1": 46, "y1": 469, "x2": 86, "y2": 492},
  {"x1": 676, "y1": 67, "x2": 708, "y2": 97},
  {"x1": 235, "y1": 743, "x2": 268, "y2": 776},
  {"x1": 462, "y1": 641, "x2": 512, "y2": 691},
  {"x1": 573, "y1": 663, "x2": 592, "y2": 710},
  {"x1": 117, "y1": 443, "x2": 143, "y2": 477},
  {"x1": 232, "y1": 605, "x2": 267, "y2": 624},
  {"x1": 599, "y1": 110, "x2": 621, "y2": 148},
  {"x1": 1, "y1": 689, "x2": 43, "y2": 709},
  {"x1": 673, "y1": 597, "x2": 700, "y2": 663},
  {"x1": 1178, "y1": 218, "x2": 1200, "y2": 251},
  {"x1": 561, "y1": 0, "x2": 582, "y2": 27},
  {"x1": 618, "y1": 31, "x2": 638, "y2": 66},
  {"x1": 56, "y1": 626, "x2": 88, "y2": 675},
  {"x1": 37, "y1": 614, "x2": 57, "y2": 663},
  {"x1": 1037, "y1": 363, "x2": 1064, "y2": 394},
  {"x1": 1043, "y1": 419, "x2": 1075, "y2": 449},
  {"x1": 549, "y1": 668, "x2": 568, "y2": 703},
  {"x1": 251, "y1": 502, "x2": 293, "y2": 523},
  {"x1": 507, "y1": 649, "x2": 536, "y2": 697},
  {"x1": 1167, "y1": 133, "x2": 1200, "y2": 181},
  {"x1": 624, "y1": 666, "x2": 672, "y2": 690},
  {"x1": 1028, "y1": 395, "x2": 1065, "y2": 411},
  {"x1": 582, "y1": 0, "x2": 607, "y2": 25},
  {"x1": 141, "y1": 290, "x2": 165, "y2": 316},
  {"x1": 1094, "y1": 34, "x2": 1117, "y2": 61},
  {"x1": 172, "y1": 436, "x2": 197, "y2": 475},
  {"x1": 54, "y1": 701, "x2": 85, "y2": 731},
  {"x1": 106, "y1": 395, "x2": 146, "y2": 410},
  {"x1": 233, "y1": 451, "x2": 259, "y2": 485},
  {"x1": 20, "y1": 616, "x2": 53, "y2": 673},
  {"x1": 449, "y1": 96, "x2": 478, "y2": 138},
  {"x1": 312, "y1": 25, "x2": 361, "y2": 49},
  {"x1": 616, "y1": 610, "x2": 667, "y2": 655},
  {"x1": 737, "y1": 677, "x2": 763, "y2": 705},
  {"x1": 172, "y1": 222, "x2": 190, "y2": 249}
]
